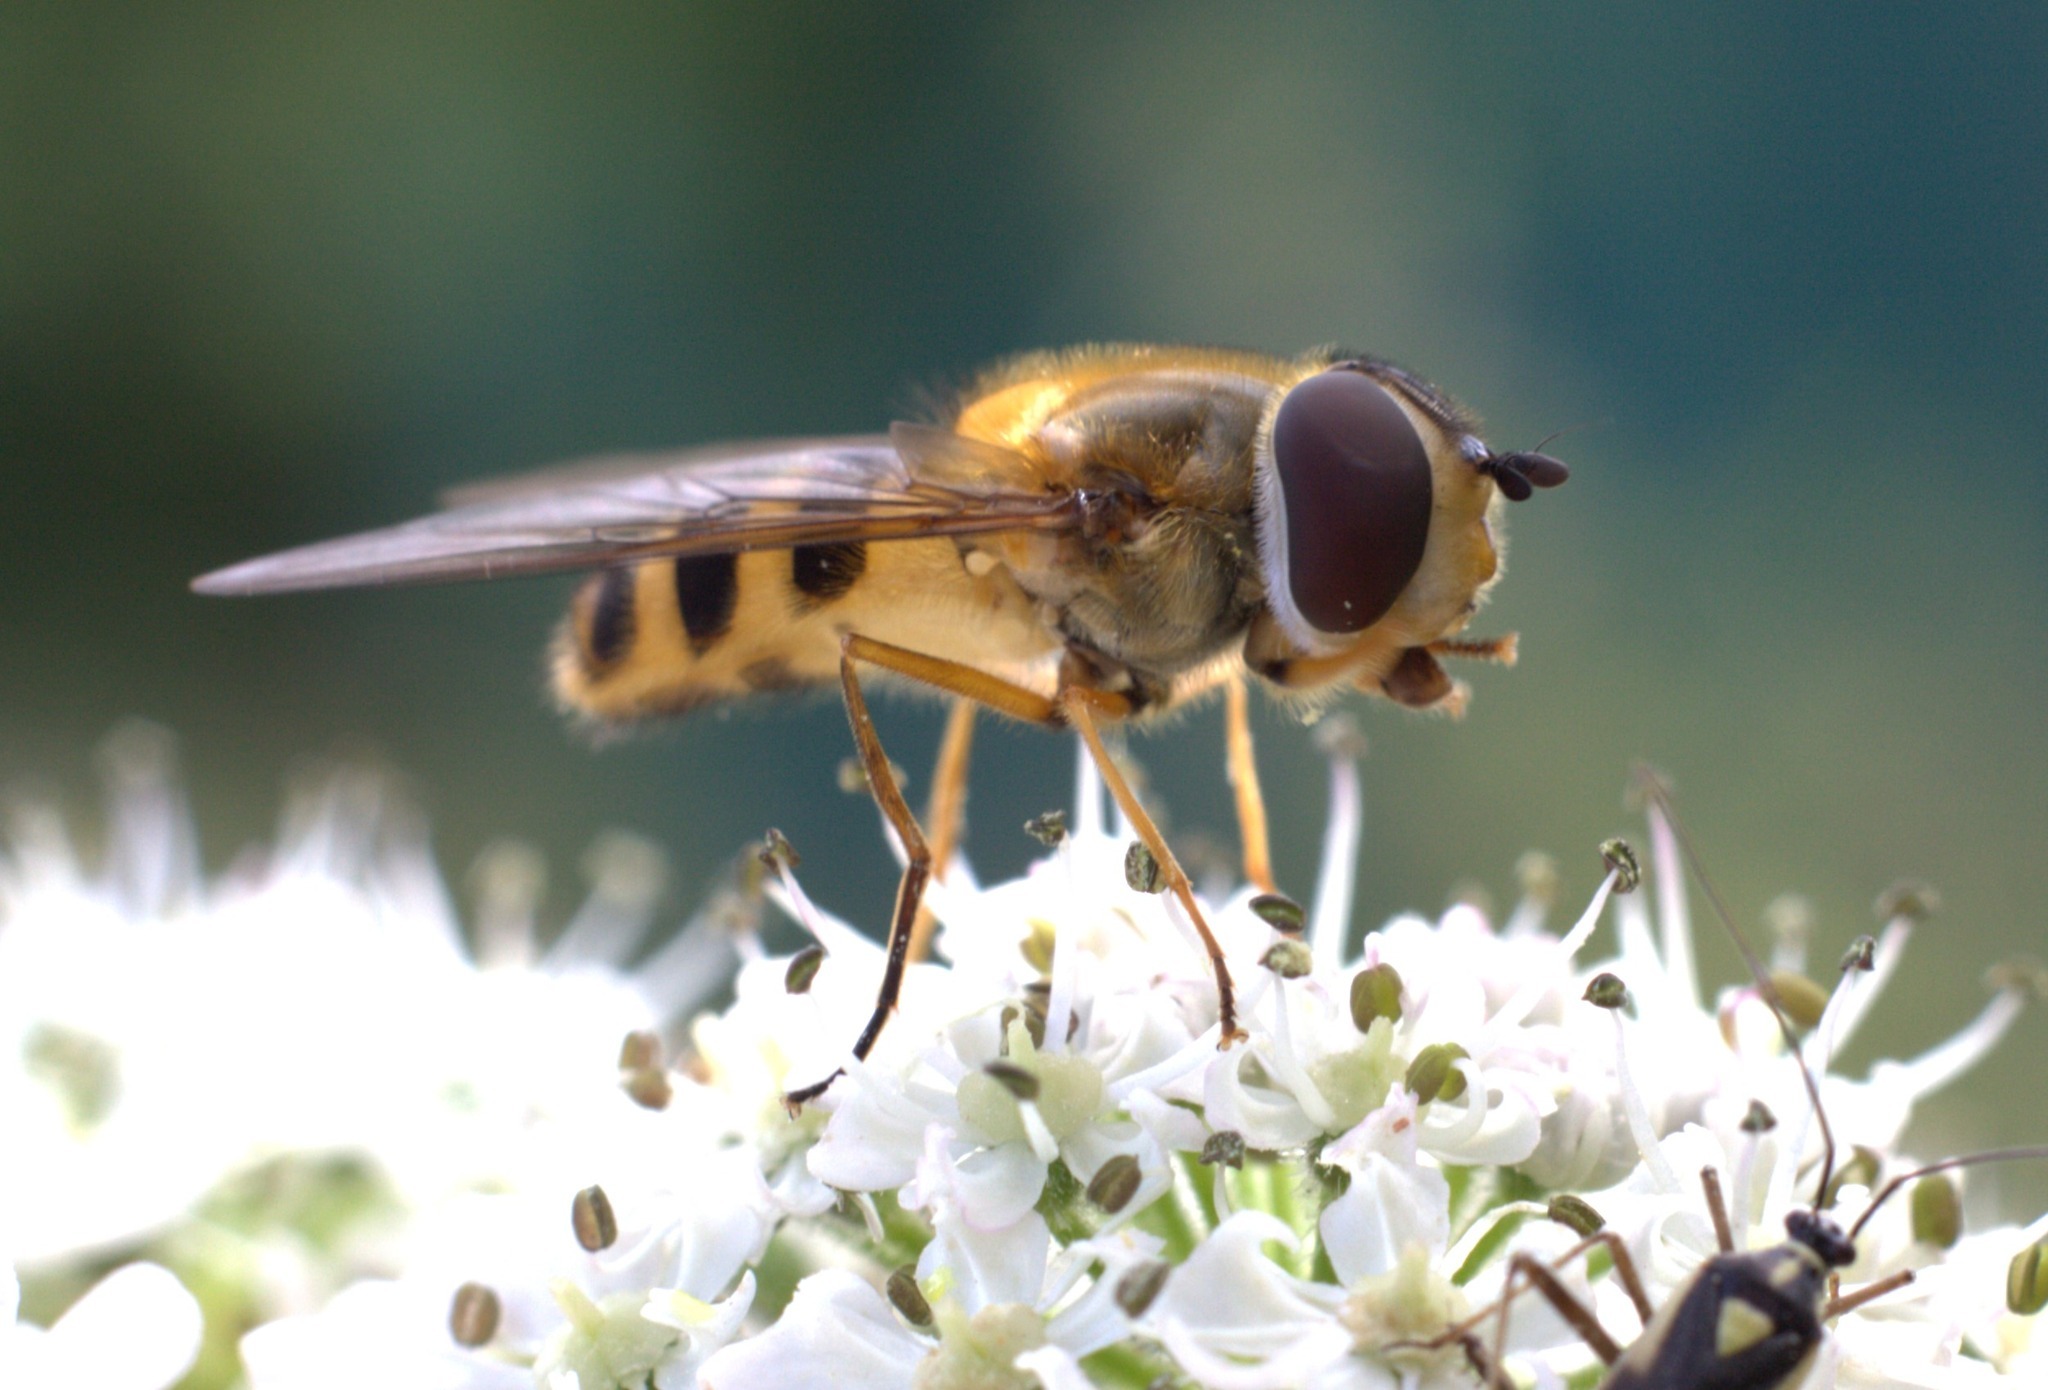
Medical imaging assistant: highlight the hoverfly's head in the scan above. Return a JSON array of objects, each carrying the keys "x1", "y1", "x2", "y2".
[
  {"x1": 1784, "y1": 1207, "x2": 1858, "y2": 1269},
  {"x1": 1251, "y1": 361, "x2": 1568, "y2": 653}
]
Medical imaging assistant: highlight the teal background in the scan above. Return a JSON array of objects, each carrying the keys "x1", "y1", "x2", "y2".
[{"x1": 5, "y1": 7, "x2": 2044, "y2": 1212}]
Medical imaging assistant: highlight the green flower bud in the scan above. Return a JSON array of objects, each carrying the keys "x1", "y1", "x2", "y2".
[
  {"x1": 1547, "y1": 1194, "x2": 1606, "y2": 1238},
  {"x1": 1262, "y1": 939, "x2": 1313, "y2": 979},
  {"x1": 1349, "y1": 963, "x2": 1404, "y2": 1032},
  {"x1": 1250, "y1": 893, "x2": 1306, "y2": 935},
  {"x1": 784, "y1": 944, "x2": 826, "y2": 994},
  {"x1": 1910, "y1": 1174, "x2": 1962, "y2": 1250},
  {"x1": 1405, "y1": 1043, "x2": 1470, "y2": 1104}
]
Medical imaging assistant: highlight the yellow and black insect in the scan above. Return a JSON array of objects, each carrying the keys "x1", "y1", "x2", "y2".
[
  {"x1": 194, "y1": 343, "x2": 1569, "y2": 1103},
  {"x1": 1412, "y1": 780, "x2": 2047, "y2": 1390}
]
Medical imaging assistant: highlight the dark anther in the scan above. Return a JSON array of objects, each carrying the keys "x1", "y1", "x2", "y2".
[
  {"x1": 1200, "y1": 1130, "x2": 1246, "y2": 1169},
  {"x1": 887, "y1": 1265, "x2": 934, "y2": 1326},
  {"x1": 1599, "y1": 839, "x2": 1641, "y2": 894},
  {"x1": 572, "y1": 1184, "x2": 619, "y2": 1252},
  {"x1": 1583, "y1": 973, "x2": 1630, "y2": 1011},
  {"x1": 1086, "y1": 1154, "x2": 1143, "y2": 1213},
  {"x1": 449, "y1": 1281, "x2": 502, "y2": 1347},
  {"x1": 1024, "y1": 810, "x2": 1069, "y2": 847},
  {"x1": 1115, "y1": 1261, "x2": 1171, "y2": 1318}
]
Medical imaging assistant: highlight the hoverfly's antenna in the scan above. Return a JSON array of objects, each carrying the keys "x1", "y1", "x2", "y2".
[
  {"x1": 1846, "y1": 1147, "x2": 2048, "y2": 1246},
  {"x1": 1525, "y1": 418, "x2": 1607, "y2": 458},
  {"x1": 1630, "y1": 765, "x2": 1840, "y2": 1208},
  {"x1": 1479, "y1": 419, "x2": 1603, "y2": 501}
]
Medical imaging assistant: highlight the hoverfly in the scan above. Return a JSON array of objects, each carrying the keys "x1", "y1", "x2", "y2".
[
  {"x1": 1404, "y1": 775, "x2": 2047, "y2": 1390},
  {"x1": 194, "y1": 343, "x2": 1570, "y2": 1104}
]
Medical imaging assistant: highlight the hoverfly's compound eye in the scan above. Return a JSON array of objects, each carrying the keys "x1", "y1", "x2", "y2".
[{"x1": 1269, "y1": 368, "x2": 1433, "y2": 635}]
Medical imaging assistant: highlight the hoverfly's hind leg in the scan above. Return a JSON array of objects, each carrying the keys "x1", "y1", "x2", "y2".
[
  {"x1": 1061, "y1": 689, "x2": 1246, "y2": 1047},
  {"x1": 783, "y1": 635, "x2": 1080, "y2": 1111},
  {"x1": 1223, "y1": 676, "x2": 1277, "y2": 895},
  {"x1": 907, "y1": 697, "x2": 977, "y2": 965},
  {"x1": 782, "y1": 638, "x2": 951, "y2": 1111}
]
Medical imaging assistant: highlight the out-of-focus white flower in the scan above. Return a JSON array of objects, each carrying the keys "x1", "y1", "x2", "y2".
[
  {"x1": 3, "y1": 1258, "x2": 202, "y2": 1390},
  {"x1": 5, "y1": 725, "x2": 2040, "y2": 1389}
]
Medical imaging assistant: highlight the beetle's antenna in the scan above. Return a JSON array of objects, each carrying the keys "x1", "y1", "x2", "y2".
[
  {"x1": 1846, "y1": 1147, "x2": 2048, "y2": 1245},
  {"x1": 1630, "y1": 765, "x2": 1840, "y2": 1208}
]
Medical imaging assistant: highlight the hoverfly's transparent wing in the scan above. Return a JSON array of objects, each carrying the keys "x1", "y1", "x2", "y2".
[
  {"x1": 434, "y1": 437, "x2": 877, "y2": 509},
  {"x1": 193, "y1": 432, "x2": 1076, "y2": 595}
]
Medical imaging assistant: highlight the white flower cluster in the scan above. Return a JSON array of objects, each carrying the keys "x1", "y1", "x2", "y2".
[{"x1": 2, "y1": 722, "x2": 2043, "y2": 1390}]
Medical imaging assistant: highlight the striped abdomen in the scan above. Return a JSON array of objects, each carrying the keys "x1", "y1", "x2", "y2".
[{"x1": 551, "y1": 537, "x2": 1059, "y2": 723}]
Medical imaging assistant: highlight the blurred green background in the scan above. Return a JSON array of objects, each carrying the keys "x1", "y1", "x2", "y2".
[{"x1": 5, "y1": 6, "x2": 2044, "y2": 1211}]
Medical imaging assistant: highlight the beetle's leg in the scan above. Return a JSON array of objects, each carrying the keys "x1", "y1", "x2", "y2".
[
  {"x1": 1590, "y1": 1229, "x2": 1656, "y2": 1324},
  {"x1": 1455, "y1": 1331, "x2": 1512, "y2": 1390},
  {"x1": 1390, "y1": 1228, "x2": 1649, "y2": 1369},
  {"x1": 1062, "y1": 687, "x2": 1246, "y2": 1047},
  {"x1": 1701, "y1": 1165, "x2": 1736, "y2": 1254},
  {"x1": 1497, "y1": 1251, "x2": 1624, "y2": 1367},
  {"x1": 1824, "y1": 1269, "x2": 1915, "y2": 1319},
  {"x1": 907, "y1": 697, "x2": 977, "y2": 964},
  {"x1": 1223, "y1": 675, "x2": 1277, "y2": 895}
]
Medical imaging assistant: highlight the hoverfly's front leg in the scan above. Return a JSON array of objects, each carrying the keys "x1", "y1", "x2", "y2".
[
  {"x1": 1222, "y1": 676, "x2": 1277, "y2": 895},
  {"x1": 1059, "y1": 688, "x2": 1247, "y2": 1047}
]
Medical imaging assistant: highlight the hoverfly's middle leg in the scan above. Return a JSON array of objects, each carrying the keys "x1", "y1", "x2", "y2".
[
  {"x1": 1222, "y1": 675, "x2": 1277, "y2": 895},
  {"x1": 907, "y1": 698, "x2": 977, "y2": 966},
  {"x1": 781, "y1": 633, "x2": 1248, "y2": 1111}
]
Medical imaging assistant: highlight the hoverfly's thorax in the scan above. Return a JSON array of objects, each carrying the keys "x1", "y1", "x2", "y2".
[{"x1": 974, "y1": 362, "x2": 1276, "y2": 690}]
